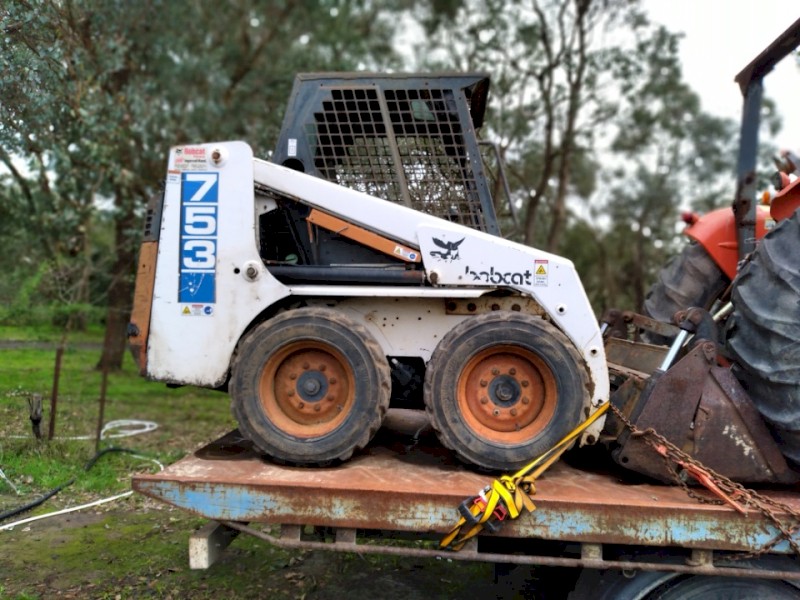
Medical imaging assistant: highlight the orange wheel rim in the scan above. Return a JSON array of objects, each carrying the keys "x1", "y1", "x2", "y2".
[
  {"x1": 258, "y1": 341, "x2": 354, "y2": 438},
  {"x1": 456, "y1": 344, "x2": 558, "y2": 444}
]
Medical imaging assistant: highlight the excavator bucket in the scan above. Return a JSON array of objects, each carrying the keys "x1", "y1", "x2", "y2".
[{"x1": 603, "y1": 310, "x2": 797, "y2": 485}]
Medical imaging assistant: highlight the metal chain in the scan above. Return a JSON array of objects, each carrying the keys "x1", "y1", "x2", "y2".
[{"x1": 609, "y1": 402, "x2": 800, "y2": 558}]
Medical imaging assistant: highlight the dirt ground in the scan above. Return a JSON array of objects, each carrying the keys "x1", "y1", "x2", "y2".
[{"x1": 0, "y1": 502, "x2": 525, "y2": 600}]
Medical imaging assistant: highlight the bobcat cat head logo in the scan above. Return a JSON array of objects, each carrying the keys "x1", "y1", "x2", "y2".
[{"x1": 429, "y1": 237, "x2": 465, "y2": 261}]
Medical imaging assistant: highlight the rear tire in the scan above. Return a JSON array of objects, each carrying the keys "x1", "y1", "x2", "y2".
[
  {"x1": 645, "y1": 575, "x2": 799, "y2": 599},
  {"x1": 643, "y1": 241, "x2": 729, "y2": 343},
  {"x1": 727, "y1": 209, "x2": 800, "y2": 467},
  {"x1": 230, "y1": 307, "x2": 391, "y2": 465},
  {"x1": 424, "y1": 312, "x2": 588, "y2": 471}
]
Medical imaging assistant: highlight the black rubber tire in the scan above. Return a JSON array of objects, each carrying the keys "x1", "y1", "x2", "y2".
[
  {"x1": 727, "y1": 209, "x2": 800, "y2": 467},
  {"x1": 423, "y1": 312, "x2": 589, "y2": 471},
  {"x1": 230, "y1": 307, "x2": 391, "y2": 465},
  {"x1": 569, "y1": 557, "x2": 800, "y2": 600},
  {"x1": 645, "y1": 575, "x2": 799, "y2": 599},
  {"x1": 570, "y1": 572, "x2": 799, "y2": 600},
  {"x1": 643, "y1": 241, "x2": 729, "y2": 342}
]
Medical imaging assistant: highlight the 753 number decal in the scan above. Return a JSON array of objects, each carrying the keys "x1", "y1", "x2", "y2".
[{"x1": 179, "y1": 172, "x2": 218, "y2": 304}]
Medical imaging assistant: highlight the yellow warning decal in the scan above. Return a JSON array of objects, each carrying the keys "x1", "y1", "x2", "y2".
[
  {"x1": 182, "y1": 306, "x2": 191, "y2": 315},
  {"x1": 534, "y1": 260, "x2": 548, "y2": 287}
]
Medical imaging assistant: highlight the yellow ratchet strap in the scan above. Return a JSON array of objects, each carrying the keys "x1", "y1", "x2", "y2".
[{"x1": 441, "y1": 402, "x2": 610, "y2": 551}]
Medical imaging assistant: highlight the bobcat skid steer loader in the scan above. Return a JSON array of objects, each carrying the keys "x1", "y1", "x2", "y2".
[{"x1": 128, "y1": 73, "x2": 608, "y2": 470}]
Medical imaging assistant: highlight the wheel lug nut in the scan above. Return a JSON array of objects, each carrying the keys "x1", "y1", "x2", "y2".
[
  {"x1": 480, "y1": 397, "x2": 488, "y2": 405},
  {"x1": 319, "y1": 364, "x2": 326, "y2": 372},
  {"x1": 509, "y1": 368, "x2": 516, "y2": 375},
  {"x1": 327, "y1": 396, "x2": 335, "y2": 402},
  {"x1": 492, "y1": 409, "x2": 500, "y2": 416},
  {"x1": 521, "y1": 380, "x2": 529, "y2": 388},
  {"x1": 302, "y1": 362, "x2": 309, "y2": 369},
  {"x1": 314, "y1": 404, "x2": 321, "y2": 412},
  {"x1": 330, "y1": 377, "x2": 337, "y2": 385},
  {"x1": 336, "y1": 404, "x2": 343, "y2": 412},
  {"x1": 289, "y1": 373, "x2": 297, "y2": 380},
  {"x1": 298, "y1": 402, "x2": 304, "y2": 409},
  {"x1": 522, "y1": 397, "x2": 530, "y2": 405},
  {"x1": 480, "y1": 379, "x2": 488, "y2": 387},
  {"x1": 510, "y1": 408, "x2": 518, "y2": 416},
  {"x1": 288, "y1": 390, "x2": 295, "y2": 397},
  {"x1": 491, "y1": 368, "x2": 500, "y2": 376}
]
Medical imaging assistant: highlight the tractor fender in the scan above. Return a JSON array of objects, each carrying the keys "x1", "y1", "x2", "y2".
[
  {"x1": 771, "y1": 175, "x2": 800, "y2": 221},
  {"x1": 684, "y1": 205, "x2": 774, "y2": 280}
]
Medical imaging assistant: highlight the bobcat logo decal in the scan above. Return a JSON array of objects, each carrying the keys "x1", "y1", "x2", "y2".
[{"x1": 429, "y1": 237, "x2": 464, "y2": 261}]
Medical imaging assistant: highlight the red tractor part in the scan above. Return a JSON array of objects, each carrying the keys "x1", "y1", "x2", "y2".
[
  {"x1": 683, "y1": 204, "x2": 774, "y2": 280},
  {"x1": 770, "y1": 173, "x2": 800, "y2": 222}
]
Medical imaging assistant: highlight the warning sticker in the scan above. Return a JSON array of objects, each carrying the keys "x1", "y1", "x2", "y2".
[
  {"x1": 181, "y1": 304, "x2": 214, "y2": 316},
  {"x1": 173, "y1": 146, "x2": 209, "y2": 171},
  {"x1": 534, "y1": 260, "x2": 548, "y2": 287},
  {"x1": 393, "y1": 245, "x2": 419, "y2": 262}
]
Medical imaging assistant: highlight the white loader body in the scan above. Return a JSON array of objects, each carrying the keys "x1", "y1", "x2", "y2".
[{"x1": 141, "y1": 141, "x2": 608, "y2": 451}]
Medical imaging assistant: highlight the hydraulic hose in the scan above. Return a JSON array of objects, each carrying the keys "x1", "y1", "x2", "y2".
[{"x1": 0, "y1": 447, "x2": 158, "y2": 525}]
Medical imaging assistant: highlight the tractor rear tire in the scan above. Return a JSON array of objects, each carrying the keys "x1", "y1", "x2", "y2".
[
  {"x1": 727, "y1": 209, "x2": 800, "y2": 467},
  {"x1": 643, "y1": 241, "x2": 729, "y2": 343},
  {"x1": 424, "y1": 312, "x2": 588, "y2": 471},
  {"x1": 230, "y1": 307, "x2": 391, "y2": 465}
]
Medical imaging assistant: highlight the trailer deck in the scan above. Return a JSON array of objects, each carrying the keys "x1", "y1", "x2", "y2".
[{"x1": 133, "y1": 412, "x2": 800, "y2": 562}]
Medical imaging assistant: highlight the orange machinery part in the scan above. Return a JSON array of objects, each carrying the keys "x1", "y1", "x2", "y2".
[
  {"x1": 770, "y1": 176, "x2": 800, "y2": 222},
  {"x1": 684, "y1": 205, "x2": 774, "y2": 280},
  {"x1": 128, "y1": 241, "x2": 158, "y2": 375}
]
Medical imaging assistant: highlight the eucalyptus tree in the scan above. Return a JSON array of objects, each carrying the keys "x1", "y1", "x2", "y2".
[
  {"x1": 407, "y1": 0, "x2": 742, "y2": 312},
  {"x1": 408, "y1": 0, "x2": 644, "y2": 249},
  {"x1": 1, "y1": 0, "x2": 402, "y2": 368}
]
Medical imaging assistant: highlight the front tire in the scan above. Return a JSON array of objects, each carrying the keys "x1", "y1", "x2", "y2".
[
  {"x1": 230, "y1": 307, "x2": 391, "y2": 465},
  {"x1": 643, "y1": 241, "x2": 729, "y2": 342},
  {"x1": 424, "y1": 312, "x2": 589, "y2": 471}
]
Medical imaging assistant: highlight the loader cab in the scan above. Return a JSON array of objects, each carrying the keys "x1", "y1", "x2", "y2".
[
  {"x1": 255, "y1": 73, "x2": 503, "y2": 284},
  {"x1": 271, "y1": 72, "x2": 498, "y2": 235}
]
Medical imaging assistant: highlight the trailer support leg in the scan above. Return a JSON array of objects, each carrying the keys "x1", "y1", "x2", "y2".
[
  {"x1": 689, "y1": 548, "x2": 714, "y2": 568},
  {"x1": 189, "y1": 521, "x2": 241, "y2": 570}
]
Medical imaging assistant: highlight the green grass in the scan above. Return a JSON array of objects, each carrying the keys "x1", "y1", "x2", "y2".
[
  {"x1": 0, "y1": 506, "x2": 496, "y2": 599},
  {"x1": 0, "y1": 509, "x2": 308, "y2": 599},
  {"x1": 0, "y1": 322, "x2": 106, "y2": 344},
  {"x1": 0, "y1": 325, "x2": 235, "y2": 515},
  {"x1": 0, "y1": 325, "x2": 498, "y2": 599}
]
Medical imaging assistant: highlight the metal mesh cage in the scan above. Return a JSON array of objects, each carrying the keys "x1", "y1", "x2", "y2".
[{"x1": 306, "y1": 85, "x2": 487, "y2": 231}]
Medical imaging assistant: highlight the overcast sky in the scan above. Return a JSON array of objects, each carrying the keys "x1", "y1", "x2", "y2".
[{"x1": 644, "y1": 1, "x2": 800, "y2": 150}]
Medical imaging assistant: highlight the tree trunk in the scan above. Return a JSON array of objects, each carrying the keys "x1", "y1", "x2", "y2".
[
  {"x1": 71, "y1": 224, "x2": 92, "y2": 332},
  {"x1": 633, "y1": 227, "x2": 645, "y2": 313},
  {"x1": 97, "y1": 198, "x2": 137, "y2": 371},
  {"x1": 545, "y1": 0, "x2": 589, "y2": 252},
  {"x1": 523, "y1": 6, "x2": 558, "y2": 246}
]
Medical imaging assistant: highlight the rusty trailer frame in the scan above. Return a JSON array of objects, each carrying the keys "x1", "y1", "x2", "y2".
[{"x1": 133, "y1": 422, "x2": 800, "y2": 579}]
